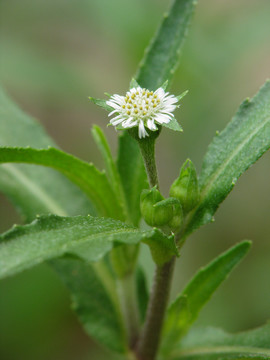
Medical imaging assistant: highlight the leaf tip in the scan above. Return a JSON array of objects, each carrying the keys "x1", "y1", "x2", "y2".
[{"x1": 235, "y1": 240, "x2": 252, "y2": 256}]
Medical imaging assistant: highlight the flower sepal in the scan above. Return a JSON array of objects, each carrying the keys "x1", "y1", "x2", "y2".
[{"x1": 88, "y1": 96, "x2": 113, "y2": 112}]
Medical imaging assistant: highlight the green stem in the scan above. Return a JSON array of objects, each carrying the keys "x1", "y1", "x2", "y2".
[
  {"x1": 135, "y1": 257, "x2": 175, "y2": 360},
  {"x1": 117, "y1": 272, "x2": 140, "y2": 348},
  {"x1": 138, "y1": 137, "x2": 159, "y2": 189},
  {"x1": 132, "y1": 127, "x2": 175, "y2": 359}
]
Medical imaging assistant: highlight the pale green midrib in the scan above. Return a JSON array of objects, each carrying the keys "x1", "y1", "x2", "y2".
[
  {"x1": 0, "y1": 226, "x2": 141, "y2": 275},
  {"x1": 172, "y1": 345, "x2": 270, "y2": 357},
  {"x1": 1, "y1": 164, "x2": 68, "y2": 216},
  {"x1": 92, "y1": 128, "x2": 128, "y2": 219},
  {"x1": 92, "y1": 260, "x2": 121, "y2": 315},
  {"x1": 199, "y1": 115, "x2": 270, "y2": 199},
  {"x1": 91, "y1": 260, "x2": 127, "y2": 348}
]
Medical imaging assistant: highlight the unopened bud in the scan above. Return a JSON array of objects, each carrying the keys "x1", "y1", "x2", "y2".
[
  {"x1": 141, "y1": 188, "x2": 172, "y2": 227},
  {"x1": 140, "y1": 188, "x2": 183, "y2": 229},
  {"x1": 170, "y1": 159, "x2": 199, "y2": 214}
]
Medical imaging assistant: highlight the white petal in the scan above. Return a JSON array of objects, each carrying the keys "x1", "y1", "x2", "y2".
[
  {"x1": 111, "y1": 116, "x2": 124, "y2": 125},
  {"x1": 162, "y1": 105, "x2": 177, "y2": 113},
  {"x1": 154, "y1": 114, "x2": 170, "y2": 124},
  {"x1": 164, "y1": 94, "x2": 178, "y2": 101},
  {"x1": 108, "y1": 109, "x2": 119, "y2": 117},
  {"x1": 147, "y1": 119, "x2": 157, "y2": 131},
  {"x1": 111, "y1": 120, "x2": 123, "y2": 126},
  {"x1": 138, "y1": 121, "x2": 148, "y2": 138},
  {"x1": 106, "y1": 100, "x2": 121, "y2": 109},
  {"x1": 111, "y1": 94, "x2": 124, "y2": 101},
  {"x1": 160, "y1": 111, "x2": 175, "y2": 117},
  {"x1": 122, "y1": 118, "x2": 137, "y2": 128},
  {"x1": 164, "y1": 98, "x2": 178, "y2": 106},
  {"x1": 154, "y1": 88, "x2": 165, "y2": 98}
]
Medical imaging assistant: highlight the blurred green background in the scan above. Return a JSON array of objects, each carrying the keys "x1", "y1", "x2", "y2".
[{"x1": 0, "y1": 0, "x2": 270, "y2": 359}]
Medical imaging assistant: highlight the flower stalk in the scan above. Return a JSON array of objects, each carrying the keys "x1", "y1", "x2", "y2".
[{"x1": 138, "y1": 135, "x2": 159, "y2": 189}]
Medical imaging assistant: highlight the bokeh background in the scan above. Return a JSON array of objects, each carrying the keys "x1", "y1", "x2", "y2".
[{"x1": 0, "y1": 0, "x2": 270, "y2": 359}]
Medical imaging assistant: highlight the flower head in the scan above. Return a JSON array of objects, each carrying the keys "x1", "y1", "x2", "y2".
[{"x1": 106, "y1": 86, "x2": 179, "y2": 138}]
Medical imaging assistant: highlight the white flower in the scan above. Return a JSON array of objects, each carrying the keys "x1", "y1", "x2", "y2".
[{"x1": 106, "y1": 86, "x2": 179, "y2": 138}]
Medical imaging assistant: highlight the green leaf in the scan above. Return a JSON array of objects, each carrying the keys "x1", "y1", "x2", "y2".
[
  {"x1": 91, "y1": 125, "x2": 127, "y2": 217},
  {"x1": 0, "y1": 214, "x2": 161, "y2": 279},
  {"x1": 117, "y1": 132, "x2": 148, "y2": 226},
  {"x1": 162, "y1": 241, "x2": 251, "y2": 353},
  {"x1": 0, "y1": 87, "x2": 94, "y2": 220},
  {"x1": 136, "y1": 267, "x2": 149, "y2": 323},
  {"x1": 169, "y1": 322, "x2": 270, "y2": 360},
  {"x1": 162, "y1": 117, "x2": 183, "y2": 132},
  {"x1": 0, "y1": 86, "x2": 125, "y2": 351},
  {"x1": 0, "y1": 146, "x2": 124, "y2": 220},
  {"x1": 184, "y1": 80, "x2": 270, "y2": 237},
  {"x1": 135, "y1": 0, "x2": 197, "y2": 90},
  {"x1": 88, "y1": 96, "x2": 113, "y2": 112},
  {"x1": 51, "y1": 256, "x2": 126, "y2": 353}
]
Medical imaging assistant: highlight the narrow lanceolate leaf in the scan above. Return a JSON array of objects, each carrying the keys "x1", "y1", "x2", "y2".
[
  {"x1": 170, "y1": 322, "x2": 270, "y2": 360},
  {"x1": 0, "y1": 214, "x2": 162, "y2": 279},
  {"x1": 135, "y1": 0, "x2": 197, "y2": 90},
  {"x1": 161, "y1": 241, "x2": 251, "y2": 354},
  {"x1": 0, "y1": 146, "x2": 124, "y2": 220},
  {"x1": 0, "y1": 87, "x2": 93, "y2": 219},
  {"x1": 91, "y1": 125, "x2": 127, "y2": 217},
  {"x1": 184, "y1": 80, "x2": 270, "y2": 237},
  {"x1": 117, "y1": 132, "x2": 148, "y2": 226},
  {"x1": 51, "y1": 256, "x2": 126, "y2": 353}
]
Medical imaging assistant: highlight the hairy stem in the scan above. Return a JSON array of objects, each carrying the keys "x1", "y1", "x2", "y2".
[
  {"x1": 138, "y1": 137, "x2": 159, "y2": 189},
  {"x1": 135, "y1": 257, "x2": 175, "y2": 360}
]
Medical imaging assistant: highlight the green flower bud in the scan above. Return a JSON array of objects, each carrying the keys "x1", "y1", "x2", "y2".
[
  {"x1": 140, "y1": 187, "x2": 173, "y2": 227},
  {"x1": 168, "y1": 200, "x2": 183, "y2": 230},
  {"x1": 140, "y1": 188, "x2": 183, "y2": 229},
  {"x1": 170, "y1": 159, "x2": 199, "y2": 214},
  {"x1": 154, "y1": 197, "x2": 183, "y2": 230}
]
